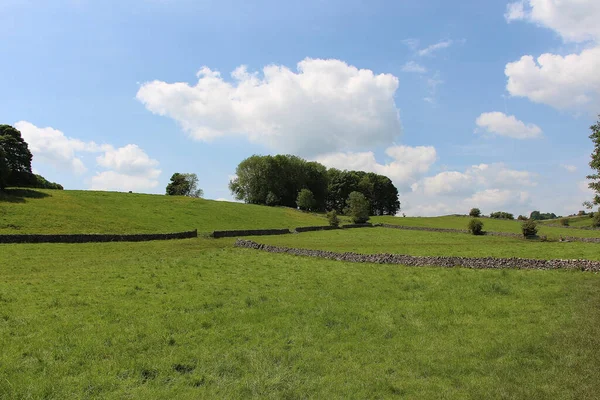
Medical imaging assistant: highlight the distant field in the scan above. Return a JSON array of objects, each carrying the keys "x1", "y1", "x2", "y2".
[
  {"x1": 372, "y1": 215, "x2": 600, "y2": 239},
  {"x1": 1, "y1": 238, "x2": 599, "y2": 399},
  {"x1": 538, "y1": 215, "x2": 597, "y2": 228},
  {"x1": 0, "y1": 189, "x2": 327, "y2": 234},
  {"x1": 258, "y1": 227, "x2": 600, "y2": 260}
]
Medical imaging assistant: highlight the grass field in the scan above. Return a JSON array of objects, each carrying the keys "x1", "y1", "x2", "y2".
[
  {"x1": 0, "y1": 189, "x2": 328, "y2": 234},
  {"x1": 1, "y1": 238, "x2": 600, "y2": 399},
  {"x1": 372, "y1": 215, "x2": 600, "y2": 239},
  {"x1": 258, "y1": 228, "x2": 600, "y2": 260}
]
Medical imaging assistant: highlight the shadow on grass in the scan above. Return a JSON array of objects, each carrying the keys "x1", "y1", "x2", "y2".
[{"x1": 0, "y1": 188, "x2": 51, "y2": 203}]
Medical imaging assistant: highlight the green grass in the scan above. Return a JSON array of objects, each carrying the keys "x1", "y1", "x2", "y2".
[
  {"x1": 1, "y1": 238, "x2": 599, "y2": 399},
  {"x1": 538, "y1": 215, "x2": 598, "y2": 228},
  {"x1": 259, "y1": 227, "x2": 600, "y2": 260},
  {"x1": 0, "y1": 189, "x2": 327, "y2": 234},
  {"x1": 372, "y1": 215, "x2": 600, "y2": 239}
]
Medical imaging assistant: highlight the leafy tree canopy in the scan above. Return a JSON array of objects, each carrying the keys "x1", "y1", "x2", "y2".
[
  {"x1": 166, "y1": 173, "x2": 204, "y2": 197},
  {"x1": 586, "y1": 116, "x2": 600, "y2": 206}
]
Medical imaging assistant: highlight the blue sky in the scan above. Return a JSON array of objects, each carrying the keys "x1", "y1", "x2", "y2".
[{"x1": 1, "y1": 0, "x2": 599, "y2": 216}]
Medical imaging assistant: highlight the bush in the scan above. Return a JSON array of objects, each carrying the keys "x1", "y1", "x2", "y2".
[
  {"x1": 468, "y1": 219, "x2": 484, "y2": 235},
  {"x1": 578, "y1": 210, "x2": 587, "y2": 216},
  {"x1": 592, "y1": 213, "x2": 600, "y2": 228},
  {"x1": 345, "y1": 191, "x2": 370, "y2": 224},
  {"x1": 326, "y1": 210, "x2": 340, "y2": 227},
  {"x1": 469, "y1": 208, "x2": 481, "y2": 217},
  {"x1": 560, "y1": 218, "x2": 570, "y2": 226},
  {"x1": 517, "y1": 215, "x2": 528, "y2": 221},
  {"x1": 490, "y1": 211, "x2": 514, "y2": 220},
  {"x1": 521, "y1": 219, "x2": 538, "y2": 237},
  {"x1": 296, "y1": 189, "x2": 316, "y2": 211},
  {"x1": 266, "y1": 191, "x2": 280, "y2": 206}
]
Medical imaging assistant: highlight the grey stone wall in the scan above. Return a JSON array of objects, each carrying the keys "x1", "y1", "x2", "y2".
[
  {"x1": 234, "y1": 239, "x2": 600, "y2": 272},
  {"x1": 212, "y1": 229, "x2": 291, "y2": 238},
  {"x1": 0, "y1": 230, "x2": 198, "y2": 244}
]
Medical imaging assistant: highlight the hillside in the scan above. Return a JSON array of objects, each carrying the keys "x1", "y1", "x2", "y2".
[
  {"x1": 0, "y1": 189, "x2": 327, "y2": 234},
  {"x1": 371, "y1": 215, "x2": 600, "y2": 239}
]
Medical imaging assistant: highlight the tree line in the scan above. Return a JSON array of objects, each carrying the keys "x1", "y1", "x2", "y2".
[{"x1": 228, "y1": 154, "x2": 400, "y2": 215}]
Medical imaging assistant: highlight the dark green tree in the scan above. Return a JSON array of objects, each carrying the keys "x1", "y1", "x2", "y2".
[
  {"x1": 296, "y1": 189, "x2": 316, "y2": 211},
  {"x1": 586, "y1": 116, "x2": 600, "y2": 206},
  {"x1": 0, "y1": 124, "x2": 33, "y2": 189},
  {"x1": 345, "y1": 191, "x2": 370, "y2": 224},
  {"x1": 469, "y1": 208, "x2": 481, "y2": 217},
  {"x1": 166, "y1": 173, "x2": 191, "y2": 196}
]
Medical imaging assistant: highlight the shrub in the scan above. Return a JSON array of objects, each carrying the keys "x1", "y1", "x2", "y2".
[
  {"x1": 468, "y1": 218, "x2": 484, "y2": 235},
  {"x1": 490, "y1": 211, "x2": 514, "y2": 220},
  {"x1": 345, "y1": 191, "x2": 370, "y2": 224},
  {"x1": 578, "y1": 210, "x2": 587, "y2": 216},
  {"x1": 521, "y1": 219, "x2": 538, "y2": 237},
  {"x1": 517, "y1": 215, "x2": 528, "y2": 221},
  {"x1": 469, "y1": 208, "x2": 481, "y2": 217},
  {"x1": 266, "y1": 191, "x2": 280, "y2": 206},
  {"x1": 560, "y1": 218, "x2": 570, "y2": 226},
  {"x1": 326, "y1": 210, "x2": 340, "y2": 227},
  {"x1": 296, "y1": 189, "x2": 316, "y2": 211},
  {"x1": 592, "y1": 213, "x2": 600, "y2": 228}
]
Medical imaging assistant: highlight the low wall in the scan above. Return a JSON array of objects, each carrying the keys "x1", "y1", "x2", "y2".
[
  {"x1": 341, "y1": 223, "x2": 375, "y2": 229},
  {"x1": 234, "y1": 239, "x2": 600, "y2": 272},
  {"x1": 212, "y1": 229, "x2": 291, "y2": 239},
  {"x1": 0, "y1": 229, "x2": 198, "y2": 244},
  {"x1": 294, "y1": 226, "x2": 340, "y2": 233}
]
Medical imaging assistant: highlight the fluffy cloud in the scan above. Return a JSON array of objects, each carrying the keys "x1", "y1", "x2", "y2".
[
  {"x1": 505, "y1": 0, "x2": 600, "y2": 43},
  {"x1": 401, "y1": 61, "x2": 427, "y2": 73},
  {"x1": 314, "y1": 145, "x2": 437, "y2": 191},
  {"x1": 475, "y1": 112, "x2": 542, "y2": 139},
  {"x1": 136, "y1": 58, "x2": 402, "y2": 156},
  {"x1": 561, "y1": 164, "x2": 577, "y2": 173},
  {"x1": 418, "y1": 40, "x2": 453, "y2": 57},
  {"x1": 465, "y1": 189, "x2": 531, "y2": 210},
  {"x1": 504, "y1": 1, "x2": 600, "y2": 110},
  {"x1": 91, "y1": 145, "x2": 161, "y2": 192},
  {"x1": 14, "y1": 121, "x2": 106, "y2": 174}
]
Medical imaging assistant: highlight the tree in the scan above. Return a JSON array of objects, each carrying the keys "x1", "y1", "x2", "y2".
[
  {"x1": 468, "y1": 219, "x2": 484, "y2": 235},
  {"x1": 521, "y1": 219, "x2": 538, "y2": 237},
  {"x1": 0, "y1": 124, "x2": 33, "y2": 189},
  {"x1": 296, "y1": 189, "x2": 316, "y2": 211},
  {"x1": 327, "y1": 210, "x2": 340, "y2": 227},
  {"x1": 345, "y1": 191, "x2": 370, "y2": 224},
  {"x1": 265, "y1": 191, "x2": 280, "y2": 206},
  {"x1": 586, "y1": 116, "x2": 600, "y2": 206},
  {"x1": 469, "y1": 208, "x2": 481, "y2": 217},
  {"x1": 166, "y1": 173, "x2": 203, "y2": 197}
]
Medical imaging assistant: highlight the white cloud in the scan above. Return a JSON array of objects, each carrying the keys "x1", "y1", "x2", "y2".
[
  {"x1": 505, "y1": 0, "x2": 600, "y2": 43},
  {"x1": 14, "y1": 121, "x2": 106, "y2": 174},
  {"x1": 505, "y1": 48, "x2": 600, "y2": 110},
  {"x1": 561, "y1": 164, "x2": 577, "y2": 173},
  {"x1": 475, "y1": 112, "x2": 542, "y2": 139},
  {"x1": 402, "y1": 38, "x2": 420, "y2": 50},
  {"x1": 465, "y1": 189, "x2": 531, "y2": 210},
  {"x1": 91, "y1": 145, "x2": 161, "y2": 192},
  {"x1": 418, "y1": 40, "x2": 453, "y2": 57},
  {"x1": 136, "y1": 58, "x2": 402, "y2": 156},
  {"x1": 401, "y1": 61, "x2": 427, "y2": 74},
  {"x1": 314, "y1": 145, "x2": 437, "y2": 191},
  {"x1": 89, "y1": 171, "x2": 160, "y2": 192},
  {"x1": 504, "y1": 1, "x2": 600, "y2": 110}
]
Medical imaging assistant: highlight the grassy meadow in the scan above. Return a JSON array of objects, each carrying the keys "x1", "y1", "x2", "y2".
[{"x1": 1, "y1": 189, "x2": 600, "y2": 398}]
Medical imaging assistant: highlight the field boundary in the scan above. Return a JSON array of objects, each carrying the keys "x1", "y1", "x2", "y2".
[
  {"x1": 0, "y1": 230, "x2": 198, "y2": 244},
  {"x1": 234, "y1": 239, "x2": 600, "y2": 271},
  {"x1": 212, "y1": 229, "x2": 291, "y2": 238}
]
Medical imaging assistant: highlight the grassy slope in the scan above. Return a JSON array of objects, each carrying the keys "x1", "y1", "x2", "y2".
[
  {"x1": 538, "y1": 215, "x2": 597, "y2": 228},
  {"x1": 0, "y1": 189, "x2": 327, "y2": 234},
  {"x1": 372, "y1": 215, "x2": 600, "y2": 239},
  {"x1": 1, "y1": 239, "x2": 599, "y2": 399},
  {"x1": 259, "y1": 228, "x2": 600, "y2": 260}
]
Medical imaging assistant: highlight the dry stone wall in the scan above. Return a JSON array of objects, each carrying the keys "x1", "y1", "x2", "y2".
[
  {"x1": 212, "y1": 229, "x2": 291, "y2": 238},
  {"x1": 235, "y1": 239, "x2": 600, "y2": 272},
  {"x1": 0, "y1": 230, "x2": 198, "y2": 244}
]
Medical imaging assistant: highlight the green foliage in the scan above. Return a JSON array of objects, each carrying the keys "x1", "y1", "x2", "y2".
[
  {"x1": 265, "y1": 191, "x2": 280, "y2": 206},
  {"x1": 490, "y1": 211, "x2": 514, "y2": 220},
  {"x1": 296, "y1": 188, "x2": 316, "y2": 211},
  {"x1": 521, "y1": 219, "x2": 538, "y2": 237},
  {"x1": 530, "y1": 210, "x2": 558, "y2": 221},
  {"x1": 469, "y1": 208, "x2": 481, "y2": 217},
  {"x1": 592, "y1": 213, "x2": 600, "y2": 228},
  {"x1": 31, "y1": 174, "x2": 63, "y2": 190},
  {"x1": 345, "y1": 191, "x2": 370, "y2": 224},
  {"x1": 560, "y1": 218, "x2": 570, "y2": 226},
  {"x1": 0, "y1": 124, "x2": 33, "y2": 189},
  {"x1": 468, "y1": 218, "x2": 484, "y2": 235},
  {"x1": 586, "y1": 116, "x2": 600, "y2": 206},
  {"x1": 166, "y1": 173, "x2": 203, "y2": 197},
  {"x1": 229, "y1": 155, "x2": 400, "y2": 215},
  {"x1": 517, "y1": 215, "x2": 528, "y2": 221},
  {"x1": 326, "y1": 210, "x2": 340, "y2": 227}
]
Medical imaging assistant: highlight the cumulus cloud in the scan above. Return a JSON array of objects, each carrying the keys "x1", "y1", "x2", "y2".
[
  {"x1": 475, "y1": 112, "x2": 542, "y2": 139},
  {"x1": 401, "y1": 61, "x2": 427, "y2": 74},
  {"x1": 90, "y1": 171, "x2": 160, "y2": 192},
  {"x1": 136, "y1": 58, "x2": 402, "y2": 156},
  {"x1": 465, "y1": 189, "x2": 531, "y2": 210},
  {"x1": 14, "y1": 121, "x2": 106, "y2": 174},
  {"x1": 504, "y1": 1, "x2": 600, "y2": 110},
  {"x1": 561, "y1": 164, "x2": 577, "y2": 173},
  {"x1": 91, "y1": 145, "x2": 161, "y2": 192},
  {"x1": 418, "y1": 40, "x2": 453, "y2": 57},
  {"x1": 314, "y1": 145, "x2": 437, "y2": 191},
  {"x1": 505, "y1": 0, "x2": 600, "y2": 43}
]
